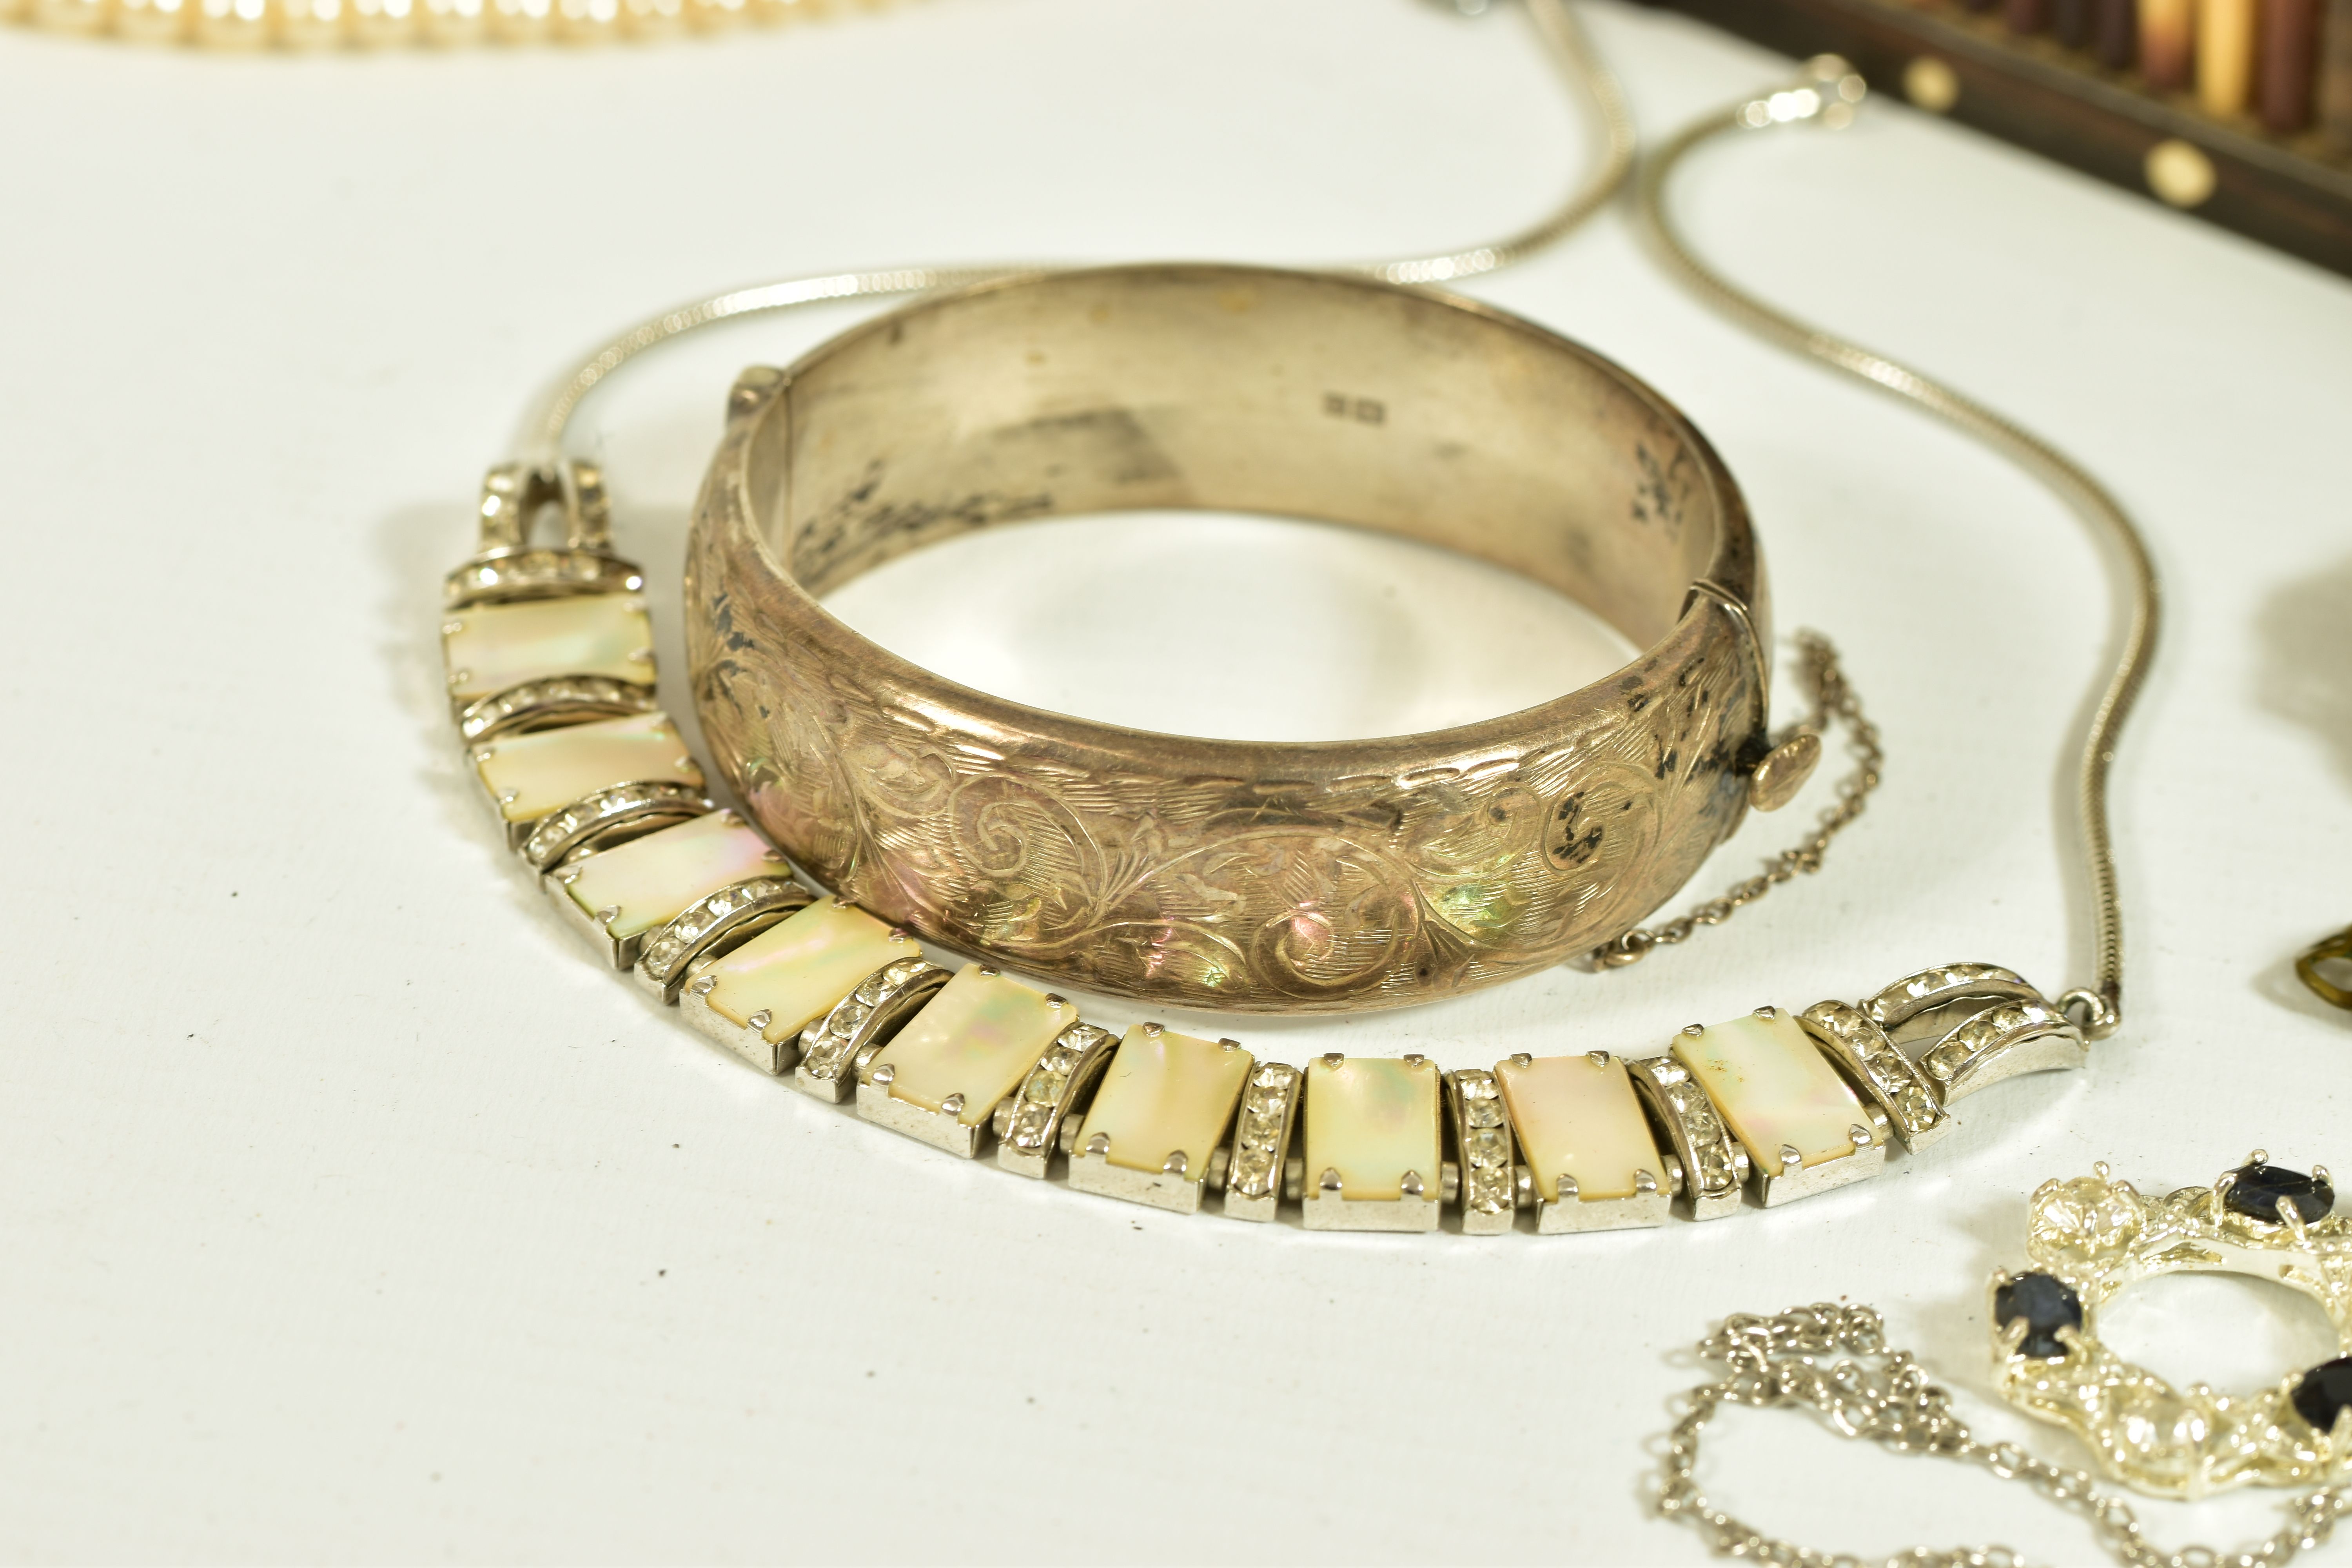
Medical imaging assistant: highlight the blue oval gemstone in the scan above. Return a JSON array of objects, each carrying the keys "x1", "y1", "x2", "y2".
[
  {"x1": 1994, "y1": 1271, "x2": 2083, "y2": 1360},
  {"x1": 2223, "y1": 1163, "x2": 2336, "y2": 1226},
  {"x1": 2291, "y1": 1355, "x2": 2352, "y2": 1435}
]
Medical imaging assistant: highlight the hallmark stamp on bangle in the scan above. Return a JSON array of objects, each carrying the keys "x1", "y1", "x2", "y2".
[{"x1": 1321, "y1": 391, "x2": 1385, "y2": 424}]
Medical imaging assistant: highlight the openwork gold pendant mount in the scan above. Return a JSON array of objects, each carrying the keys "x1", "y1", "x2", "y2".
[{"x1": 1991, "y1": 1156, "x2": 2352, "y2": 1499}]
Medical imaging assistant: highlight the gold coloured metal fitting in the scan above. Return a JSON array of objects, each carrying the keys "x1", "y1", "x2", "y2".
[
  {"x1": 1746, "y1": 729, "x2": 1821, "y2": 812},
  {"x1": 1990, "y1": 1156, "x2": 2351, "y2": 1498},
  {"x1": 2145, "y1": 138, "x2": 2218, "y2": 210},
  {"x1": 2297, "y1": 926, "x2": 2352, "y2": 1011},
  {"x1": 1902, "y1": 55, "x2": 1961, "y2": 115},
  {"x1": 688, "y1": 263, "x2": 1782, "y2": 1014}
]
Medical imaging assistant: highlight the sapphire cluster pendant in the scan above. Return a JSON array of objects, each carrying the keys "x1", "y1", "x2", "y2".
[{"x1": 1989, "y1": 1152, "x2": 2352, "y2": 1498}]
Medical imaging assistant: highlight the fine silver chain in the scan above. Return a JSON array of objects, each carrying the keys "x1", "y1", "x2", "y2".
[
  {"x1": 1634, "y1": 59, "x2": 2159, "y2": 1042},
  {"x1": 1660, "y1": 1304, "x2": 2351, "y2": 1568},
  {"x1": 1589, "y1": 629, "x2": 1883, "y2": 970},
  {"x1": 515, "y1": 0, "x2": 1635, "y2": 462}
]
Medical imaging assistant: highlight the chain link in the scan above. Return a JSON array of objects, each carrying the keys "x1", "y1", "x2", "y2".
[
  {"x1": 1634, "y1": 60, "x2": 2157, "y2": 1038},
  {"x1": 1590, "y1": 630, "x2": 1882, "y2": 969},
  {"x1": 1657, "y1": 1303, "x2": 2352, "y2": 1568}
]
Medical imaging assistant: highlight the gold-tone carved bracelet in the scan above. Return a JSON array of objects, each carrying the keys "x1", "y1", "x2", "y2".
[{"x1": 432, "y1": 261, "x2": 2119, "y2": 1239}]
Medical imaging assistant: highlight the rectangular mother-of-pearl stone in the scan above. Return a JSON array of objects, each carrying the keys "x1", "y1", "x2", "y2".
[
  {"x1": 1304, "y1": 1056, "x2": 1443, "y2": 1201},
  {"x1": 474, "y1": 711, "x2": 703, "y2": 823},
  {"x1": 869, "y1": 965, "x2": 1070, "y2": 1127},
  {"x1": 1495, "y1": 1054, "x2": 1664, "y2": 1203},
  {"x1": 702, "y1": 896, "x2": 904, "y2": 1052},
  {"x1": 1080, "y1": 1027, "x2": 1254, "y2": 1179},
  {"x1": 443, "y1": 592, "x2": 654, "y2": 704},
  {"x1": 557, "y1": 810, "x2": 782, "y2": 941},
  {"x1": 1671, "y1": 1011, "x2": 1865, "y2": 1172}
]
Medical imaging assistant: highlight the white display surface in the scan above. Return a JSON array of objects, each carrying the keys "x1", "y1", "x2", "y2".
[{"x1": 5, "y1": 0, "x2": 2351, "y2": 1561}]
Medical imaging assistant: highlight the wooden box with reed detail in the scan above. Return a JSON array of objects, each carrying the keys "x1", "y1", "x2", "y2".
[{"x1": 1645, "y1": 0, "x2": 2352, "y2": 278}]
